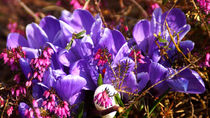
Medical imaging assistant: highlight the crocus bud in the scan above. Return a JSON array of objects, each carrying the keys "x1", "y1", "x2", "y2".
[{"x1": 94, "y1": 84, "x2": 120, "y2": 118}]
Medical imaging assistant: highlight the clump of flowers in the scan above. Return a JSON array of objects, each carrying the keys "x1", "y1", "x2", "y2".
[
  {"x1": 29, "y1": 47, "x2": 53, "y2": 81},
  {"x1": 0, "y1": 4, "x2": 207, "y2": 118}
]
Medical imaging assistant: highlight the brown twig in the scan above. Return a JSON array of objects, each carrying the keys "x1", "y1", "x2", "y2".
[
  {"x1": 94, "y1": 0, "x2": 108, "y2": 28},
  {"x1": 128, "y1": 0, "x2": 148, "y2": 18},
  {"x1": 83, "y1": 0, "x2": 91, "y2": 10},
  {"x1": 18, "y1": 0, "x2": 41, "y2": 23},
  {"x1": 1, "y1": 96, "x2": 9, "y2": 118}
]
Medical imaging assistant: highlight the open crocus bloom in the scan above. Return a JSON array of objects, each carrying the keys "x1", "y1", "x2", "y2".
[{"x1": 132, "y1": 8, "x2": 205, "y2": 95}]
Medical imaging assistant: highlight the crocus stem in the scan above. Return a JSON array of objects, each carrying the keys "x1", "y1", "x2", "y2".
[{"x1": 18, "y1": 0, "x2": 41, "y2": 23}]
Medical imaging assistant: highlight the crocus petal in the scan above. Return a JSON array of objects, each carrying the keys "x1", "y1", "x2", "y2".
[
  {"x1": 39, "y1": 16, "x2": 61, "y2": 43},
  {"x1": 149, "y1": 62, "x2": 168, "y2": 84},
  {"x1": 113, "y1": 57, "x2": 135, "y2": 73},
  {"x1": 18, "y1": 102, "x2": 30, "y2": 117},
  {"x1": 123, "y1": 72, "x2": 138, "y2": 92},
  {"x1": 53, "y1": 20, "x2": 74, "y2": 48},
  {"x1": 42, "y1": 67, "x2": 56, "y2": 88},
  {"x1": 90, "y1": 17, "x2": 103, "y2": 45},
  {"x1": 69, "y1": 92, "x2": 83, "y2": 105},
  {"x1": 99, "y1": 28, "x2": 126, "y2": 55},
  {"x1": 54, "y1": 74, "x2": 87, "y2": 103},
  {"x1": 167, "y1": 40, "x2": 194, "y2": 59},
  {"x1": 113, "y1": 42, "x2": 131, "y2": 65},
  {"x1": 26, "y1": 23, "x2": 48, "y2": 49},
  {"x1": 150, "y1": 8, "x2": 162, "y2": 35},
  {"x1": 161, "y1": 8, "x2": 186, "y2": 33},
  {"x1": 137, "y1": 72, "x2": 149, "y2": 92},
  {"x1": 7, "y1": 33, "x2": 28, "y2": 49},
  {"x1": 179, "y1": 40, "x2": 194, "y2": 55},
  {"x1": 22, "y1": 47, "x2": 40, "y2": 58},
  {"x1": 58, "y1": 49, "x2": 73, "y2": 67},
  {"x1": 167, "y1": 76, "x2": 189, "y2": 92},
  {"x1": 167, "y1": 69, "x2": 205, "y2": 94},
  {"x1": 176, "y1": 24, "x2": 191, "y2": 41},
  {"x1": 19, "y1": 58, "x2": 31, "y2": 79},
  {"x1": 149, "y1": 62, "x2": 169, "y2": 96},
  {"x1": 70, "y1": 59, "x2": 97, "y2": 90},
  {"x1": 32, "y1": 83, "x2": 48, "y2": 99},
  {"x1": 133, "y1": 20, "x2": 150, "y2": 52},
  {"x1": 60, "y1": 9, "x2": 95, "y2": 34}
]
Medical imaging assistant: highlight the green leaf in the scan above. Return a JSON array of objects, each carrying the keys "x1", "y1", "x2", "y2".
[
  {"x1": 114, "y1": 93, "x2": 124, "y2": 107},
  {"x1": 97, "y1": 74, "x2": 103, "y2": 86},
  {"x1": 65, "y1": 39, "x2": 74, "y2": 50},
  {"x1": 158, "y1": 38, "x2": 168, "y2": 43},
  {"x1": 75, "y1": 30, "x2": 86, "y2": 39},
  {"x1": 77, "y1": 102, "x2": 84, "y2": 118}
]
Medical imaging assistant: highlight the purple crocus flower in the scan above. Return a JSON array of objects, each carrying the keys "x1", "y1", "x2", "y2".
[
  {"x1": 58, "y1": 9, "x2": 126, "y2": 90},
  {"x1": 132, "y1": 8, "x2": 205, "y2": 95}
]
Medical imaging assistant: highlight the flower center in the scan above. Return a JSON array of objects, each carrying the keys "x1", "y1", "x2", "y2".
[{"x1": 94, "y1": 48, "x2": 112, "y2": 66}]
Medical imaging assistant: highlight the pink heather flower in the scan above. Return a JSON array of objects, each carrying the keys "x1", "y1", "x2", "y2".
[
  {"x1": 43, "y1": 90, "x2": 50, "y2": 99},
  {"x1": 205, "y1": 53, "x2": 210, "y2": 67},
  {"x1": 7, "y1": 106, "x2": 13, "y2": 116},
  {"x1": 54, "y1": 101, "x2": 70, "y2": 117},
  {"x1": 147, "y1": 3, "x2": 160, "y2": 14},
  {"x1": 197, "y1": 0, "x2": 210, "y2": 14},
  {"x1": 30, "y1": 47, "x2": 53, "y2": 81},
  {"x1": 70, "y1": 0, "x2": 83, "y2": 9},
  {"x1": 14, "y1": 74, "x2": 21, "y2": 83},
  {"x1": 0, "y1": 96, "x2": 4, "y2": 108},
  {"x1": 7, "y1": 22, "x2": 17, "y2": 33},
  {"x1": 94, "y1": 48, "x2": 112, "y2": 66},
  {"x1": 7, "y1": 22, "x2": 25, "y2": 35},
  {"x1": 26, "y1": 81, "x2": 32, "y2": 87},
  {"x1": 56, "y1": 0, "x2": 61, "y2": 6},
  {"x1": 11, "y1": 88, "x2": 15, "y2": 95},
  {"x1": 16, "y1": 89, "x2": 20, "y2": 97},
  {"x1": 33, "y1": 99, "x2": 38, "y2": 108},
  {"x1": 0, "y1": 47, "x2": 26, "y2": 71},
  {"x1": 129, "y1": 50, "x2": 145, "y2": 64}
]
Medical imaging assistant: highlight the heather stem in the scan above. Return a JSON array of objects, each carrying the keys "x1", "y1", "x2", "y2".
[
  {"x1": 83, "y1": 0, "x2": 91, "y2": 10},
  {"x1": 129, "y1": 0, "x2": 148, "y2": 18},
  {"x1": 18, "y1": 0, "x2": 41, "y2": 23},
  {"x1": 94, "y1": 0, "x2": 108, "y2": 28},
  {"x1": 1, "y1": 96, "x2": 9, "y2": 118}
]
